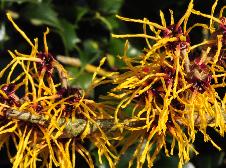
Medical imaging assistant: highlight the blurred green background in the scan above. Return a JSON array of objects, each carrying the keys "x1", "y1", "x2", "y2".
[{"x1": 0, "y1": 0, "x2": 225, "y2": 167}]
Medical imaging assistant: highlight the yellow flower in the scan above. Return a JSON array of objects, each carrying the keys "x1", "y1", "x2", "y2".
[
  {"x1": 0, "y1": 13, "x2": 116, "y2": 168},
  {"x1": 108, "y1": 0, "x2": 226, "y2": 167}
]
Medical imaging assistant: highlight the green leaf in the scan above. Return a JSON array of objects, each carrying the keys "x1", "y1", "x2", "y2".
[
  {"x1": 74, "y1": 6, "x2": 88, "y2": 23},
  {"x1": 23, "y1": 3, "x2": 80, "y2": 53},
  {"x1": 106, "y1": 54, "x2": 115, "y2": 68},
  {"x1": 92, "y1": 149, "x2": 109, "y2": 168},
  {"x1": 66, "y1": 40, "x2": 100, "y2": 84},
  {"x1": 22, "y1": 2, "x2": 60, "y2": 28},
  {"x1": 108, "y1": 38, "x2": 124, "y2": 56},
  {"x1": 0, "y1": 23, "x2": 7, "y2": 42},
  {"x1": 95, "y1": 12, "x2": 112, "y2": 31},
  {"x1": 80, "y1": 40, "x2": 100, "y2": 65},
  {"x1": 67, "y1": 67, "x2": 93, "y2": 91},
  {"x1": 95, "y1": 0, "x2": 124, "y2": 14},
  {"x1": 57, "y1": 19, "x2": 80, "y2": 53},
  {"x1": 105, "y1": 16, "x2": 122, "y2": 30},
  {"x1": 108, "y1": 39, "x2": 141, "y2": 68},
  {"x1": 117, "y1": 146, "x2": 136, "y2": 168},
  {"x1": 127, "y1": 44, "x2": 141, "y2": 57},
  {"x1": 84, "y1": 40, "x2": 99, "y2": 53},
  {"x1": 1, "y1": 0, "x2": 41, "y2": 4},
  {"x1": 0, "y1": 23, "x2": 7, "y2": 50}
]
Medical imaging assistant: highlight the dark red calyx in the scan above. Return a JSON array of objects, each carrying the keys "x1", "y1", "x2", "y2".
[
  {"x1": 1, "y1": 84, "x2": 15, "y2": 96},
  {"x1": 150, "y1": 88, "x2": 163, "y2": 105},
  {"x1": 33, "y1": 103, "x2": 43, "y2": 113},
  {"x1": 218, "y1": 50, "x2": 226, "y2": 68},
  {"x1": 57, "y1": 87, "x2": 82, "y2": 103},
  {"x1": 218, "y1": 17, "x2": 226, "y2": 46},
  {"x1": 0, "y1": 84, "x2": 20, "y2": 106},
  {"x1": 143, "y1": 67, "x2": 150, "y2": 73},
  {"x1": 220, "y1": 17, "x2": 226, "y2": 31},
  {"x1": 193, "y1": 58, "x2": 209, "y2": 72},
  {"x1": 160, "y1": 66, "x2": 175, "y2": 86},
  {"x1": 37, "y1": 52, "x2": 55, "y2": 76},
  {"x1": 171, "y1": 98, "x2": 185, "y2": 110},
  {"x1": 188, "y1": 61, "x2": 212, "y2": 93},
  {"x1": 162, "y1": 25, "x2": 183, "y2": 37},
  {"x1": 190, "y1": 78, "x2": 211, "y2": 93},
  {"x1": 160, "y1": 66, "x2": 175, "y2": 78},
  {"x1": 161, "y1": 25, "x2": 190, "y2": 51},
  {"x1": 184, "y1": 56, "x2": 212, "y2": 93},
  {"x1": 166, "y1": 115, "x2": 175, "y2": 127},
  {"x1": 56, "y1": 87, "x2": 82, "y2": 114}
]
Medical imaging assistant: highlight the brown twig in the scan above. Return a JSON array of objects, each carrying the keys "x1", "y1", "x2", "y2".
[
  {"x1": 5, "y1": 107, "x2": 226, "y2": 139},
  {"x1": 57, "y1": 55, "x2": 116, "y2": 79},
  {"x1": 6, "y1": 109, "x2": 114, "y2": 138}
]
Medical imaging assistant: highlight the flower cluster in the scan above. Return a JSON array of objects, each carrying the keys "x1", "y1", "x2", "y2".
[
  {"x1": 0, "y1": 14, "x2": 115, "y2": 168},
  {"x1": 107, "y1": 0, "x2": 225, "y2": 167},
  {"x1": 0, "y1": 0, "x2": 225, "y2": 168}
]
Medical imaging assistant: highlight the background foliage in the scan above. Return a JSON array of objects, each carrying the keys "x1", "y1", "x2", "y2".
[{"x1": 0, "y1": 0, "x2": 225, "y2": 167}]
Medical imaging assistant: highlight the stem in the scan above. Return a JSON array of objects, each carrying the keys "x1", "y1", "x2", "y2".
[
  {"x1": 5, "y1": 109, "x2": 114, "y2": 138},
  {"x1": 5, "y1": 108, "x2": 226, "y2": 139},
  {"x1": 57, "y1": 55, "x2": 116, "y2": 79}
]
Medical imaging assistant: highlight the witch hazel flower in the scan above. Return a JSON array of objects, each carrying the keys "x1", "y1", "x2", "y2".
[
  {"x1": 106, "y1": 0, "x2": 226, "y2": 167},
  {"x1": 0, "y1": 13, "x2": 117, "y2": 168}
]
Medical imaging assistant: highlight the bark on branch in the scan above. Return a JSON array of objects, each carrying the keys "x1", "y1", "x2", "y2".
[{"x1": 5, "y1": 108, "x2": 226, "y2": 138}]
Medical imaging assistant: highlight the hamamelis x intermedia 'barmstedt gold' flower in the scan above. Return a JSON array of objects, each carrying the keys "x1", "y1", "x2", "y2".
[
  {"x1": 103, "y1": 0, "x2": 225, "y2": 168},
  {"x1": 0, "y1": 13, "x2": 117, "y2": 168},
  {"x1": 0, "y1": 1, "x2": 225, "y2": 168}
]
